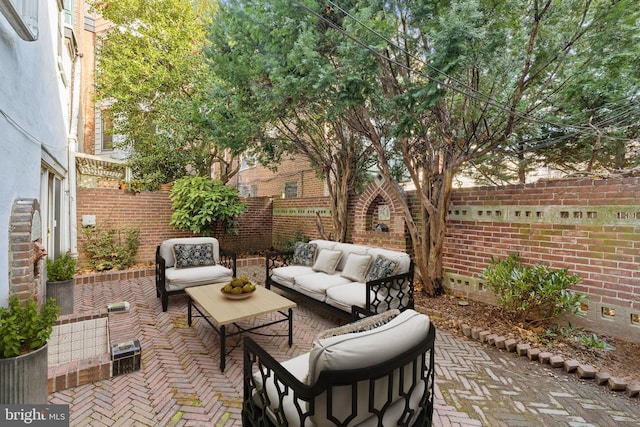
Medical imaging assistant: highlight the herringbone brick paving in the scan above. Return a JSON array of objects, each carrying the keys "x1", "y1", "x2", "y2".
[{"x1": 49, "y1": 266, "x2": 640, "y2": 426}]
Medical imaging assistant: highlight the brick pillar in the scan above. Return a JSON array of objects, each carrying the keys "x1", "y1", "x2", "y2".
[{"x1": 9, "y1": 199, "x2": 45, "y2": 305}]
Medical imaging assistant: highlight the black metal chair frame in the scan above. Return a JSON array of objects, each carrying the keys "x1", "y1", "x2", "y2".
[{"x1": 242, "y1": 325, "x2": 436, "y2": 426}]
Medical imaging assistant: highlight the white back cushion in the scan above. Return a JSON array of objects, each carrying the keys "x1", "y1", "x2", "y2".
[
  {"x1": 332, "y1": 242, "x2": 370, "y2": 271},
  {"x1": 309, "y1": 239, "x2": 337, "y2": 253}
]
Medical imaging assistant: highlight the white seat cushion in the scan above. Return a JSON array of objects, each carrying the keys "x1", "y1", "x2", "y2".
[
  {"x1": 164, "y1": 265, "x2": 233, "y2": 292},
  {"x1": 271, "y1": 265, "x2": 315, "y2": 288},
  {"x1": 324, "y1": 282, "x2": 370, "y2": 313},
  {"x1": 325, "y1": 282, "x2": 409, "y2": 313},
  {"x1": 295, "y1": 272, "x2": 352, "y2": 301}
]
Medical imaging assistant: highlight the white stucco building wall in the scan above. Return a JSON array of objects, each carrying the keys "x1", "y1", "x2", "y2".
[{"x1": 0, "y1": 0, "x2": 76, "y2": 305}]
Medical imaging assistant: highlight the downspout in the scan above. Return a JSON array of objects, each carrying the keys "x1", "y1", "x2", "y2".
[{"x1": 68, "y1": 54, "x2": 82, "y2": 258}]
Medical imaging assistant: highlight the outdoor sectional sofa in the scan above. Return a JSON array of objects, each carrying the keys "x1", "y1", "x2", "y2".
[
  {"x1": 242, "y1": 308, "x2": 436, "y2": 426},
  {"x1": 265, "y1": 239, "x2": 415, "y2": 321},
  {"x1": 155, "y1": 237, "x2": 237, "y2": 311}
]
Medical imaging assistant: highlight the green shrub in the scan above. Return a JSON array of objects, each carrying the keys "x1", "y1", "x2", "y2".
[
  {"x1": 45, "y1": 252, "x2": 77, "y2": 282},
  {"x1": 281, "y1": 231, "x2": 310, "y2": 252},
  {"x1": 169, "y1": 176, "x2": 246, "y2": 236},
  {"x1": 480, "y1": 253, "x2": 586, "y2": 327},
  {"x1": 0, "y1": 295, "x2": 59, "y2": 358},
  {"x1": 82, "y1": 223, "x2": 141, "y2": 271},
  {"x1": 577, "y1": 333, "x2": 615, "y2": 350}
]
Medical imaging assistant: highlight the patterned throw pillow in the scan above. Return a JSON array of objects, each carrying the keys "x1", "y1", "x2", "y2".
[
  {"x1": 292, "y1": 242, "x2": 317, "y2": 266},
  {"x1": 172, "y1": 243, "x2": 216, "y2": 269},
  {"x1": 365, "y1": 255, "x2": 399, "y2": 282},
  {"x1": 315, "y1": 309, "x2": 401, "y2": 341}
]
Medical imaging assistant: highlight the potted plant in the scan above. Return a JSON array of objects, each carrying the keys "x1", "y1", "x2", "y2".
[
  {"x1": 0, "y1": 294, "x2": 59, "y2": 403},
  {"x1": 46, "y1": 252, "x2": 77, "y2": 315}
]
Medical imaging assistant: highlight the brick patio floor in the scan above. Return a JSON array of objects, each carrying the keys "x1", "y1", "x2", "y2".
[{"x1": 48, "y1": 264, "x2": 640, "y2": 426}]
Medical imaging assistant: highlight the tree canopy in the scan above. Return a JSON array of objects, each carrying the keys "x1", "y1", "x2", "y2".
[
  {"x1": 206, "y1": 0, "x2": 377, "y2": 241},
  {"x1": 91, "y1": 0, "x2": 257, "y2": 185},
  {"x1": 207, "y1": 0, "x2": 639, "y2": 295}
]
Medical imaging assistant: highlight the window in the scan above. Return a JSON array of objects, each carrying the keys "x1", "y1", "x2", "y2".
[
  {"x1": 240, "y1": 185, "x2": 258, "y2": 197},
  {"x1": 0, "y1": 0, "x2": 38, "y2": 40},
  {"x1": 64, "y1": 0, "x2": 74, "y2": 27},
  {"x1": 101, "y1": 109, "x2": 114, "y2": 151},
  {"x1": 284, "y1": 182, "x2": 298, "y2": 199},
  {"x1": 240, "y1": 153, "x2": 256, "y2": 170}
]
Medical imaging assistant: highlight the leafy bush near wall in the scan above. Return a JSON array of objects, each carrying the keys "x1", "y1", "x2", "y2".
[
  {"x1": 281, "y1": 231, "x2": 311, "y2": 252},
  {"x1": 82, "y1": 223, "x2": 141, "y2": 271},
  {"x1": 169, "y1": 176, "x2": 246, "y2": 236},
  {"x1": 480, "y1": 253, "x2": 586, "y2": 327}
]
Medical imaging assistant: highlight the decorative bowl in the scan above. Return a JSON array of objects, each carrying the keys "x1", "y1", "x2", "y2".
[
  {"x1": 220, "y1": 279, "x2": 257, "y2": 299},
  {"x1": 220, "y1": 288, "x2": 255, "y2": 300}
]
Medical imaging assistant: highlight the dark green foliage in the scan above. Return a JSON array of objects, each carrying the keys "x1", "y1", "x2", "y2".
[
  {"x1": 281, "y1": 231, "x2": 311, "y2": 253},
  {"x1": 82, "y1": 224, "x2": 141, "y2": 271},
  {"x1": 169, "y1": 176, "x2": 246, "y2": 236},
  {"x1": 45, "y1": 252, "x2": 77, "y2": 282},
  {"x1": 0, "y1": 295, "x2": 59, "y2": 358},
  {"x1": 481, "y1": 253, "x2": 586, "y2": 327}
]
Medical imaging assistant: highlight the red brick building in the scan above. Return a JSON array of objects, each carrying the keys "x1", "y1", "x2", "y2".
[{"x1": 230, "y1": 154, "x2": 327, "y2": 198}]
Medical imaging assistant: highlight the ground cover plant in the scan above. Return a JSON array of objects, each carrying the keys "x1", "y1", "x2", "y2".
[{"x1": 414, "y1": 290, "x2": 639, "y2": 384}]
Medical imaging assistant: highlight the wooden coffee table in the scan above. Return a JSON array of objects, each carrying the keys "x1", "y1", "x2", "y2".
[{"x1": 186, "y1": 283, "x2": 296, "y2": 371}]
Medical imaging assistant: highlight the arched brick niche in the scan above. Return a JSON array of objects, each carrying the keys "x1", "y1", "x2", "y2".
[
  {"x1": 9, "y1": 199, "x2": 45, "y2": 305},
  {"x1": 352, "y1": 178, "x2": 409, "y2": 252}
]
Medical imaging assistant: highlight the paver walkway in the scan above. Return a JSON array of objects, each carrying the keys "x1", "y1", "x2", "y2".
[{"x1": 49, "y1": 265, "x2": 640, "y2": 426}]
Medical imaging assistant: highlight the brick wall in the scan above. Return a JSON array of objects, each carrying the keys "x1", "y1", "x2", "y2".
[
  {"x1": 443, "y1": 176, "x2": 640, "y2": 338},
  {"x1": 76, "y1": 188, "x2": 189, "y2": 267},
  {"x1": 75, "y1": 176, "x2": 640, "y2": 340},
  {"x1": 232, "y1": 155, "x2": 326, "y2": 198},
  {"x1": 216, "y1": 197, "x2": 273, "y2": 254},
  {"x1": 352, "y1": 179, "x2": 410, "y2": 252},
  {"x1": 272, "y1": 197, "x2": 334, "y2": 249},
  {"x1": 8, "y1": 199, "x2": 45, "y2": 304},
  {"x1": 76, "y1": 188, "x2": 273, "y2": 267}
]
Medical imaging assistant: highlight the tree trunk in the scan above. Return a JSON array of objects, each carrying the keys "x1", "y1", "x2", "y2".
[{"x1": 392, "y1": 160, "x2": 454, "y2": 297}]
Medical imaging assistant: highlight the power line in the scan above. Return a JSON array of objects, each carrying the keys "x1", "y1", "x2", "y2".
[{"x1": 290, "y1": 0, "x2": 636, "y2": 146}]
